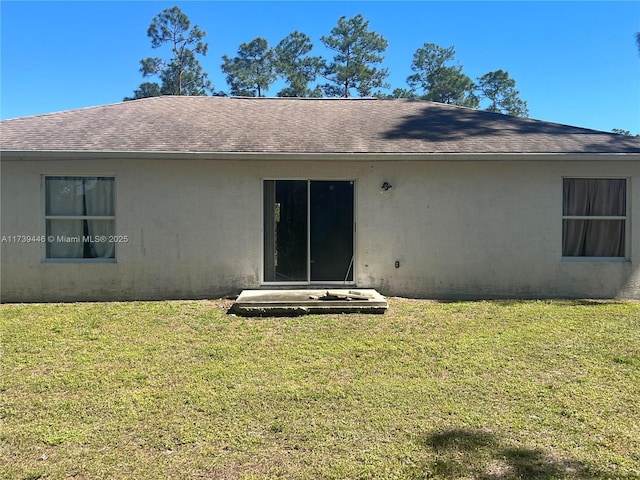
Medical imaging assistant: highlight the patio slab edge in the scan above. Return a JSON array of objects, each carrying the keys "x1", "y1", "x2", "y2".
[{"x1": 230, "y1": 289, "x2": 388, "y2": 316}]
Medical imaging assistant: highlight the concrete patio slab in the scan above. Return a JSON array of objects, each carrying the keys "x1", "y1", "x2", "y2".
[{"x1": 230, "y1": 289, "x2": 388, "y2": 316}]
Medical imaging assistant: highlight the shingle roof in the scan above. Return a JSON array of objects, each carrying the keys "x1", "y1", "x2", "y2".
[{"x1": 1, "y1": 96, "x2": 639, "y2": 154}]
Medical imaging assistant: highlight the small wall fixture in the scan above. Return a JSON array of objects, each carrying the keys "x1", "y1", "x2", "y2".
[{"x1": 381, "y1": 182, "x2": 393, "y2": 191}]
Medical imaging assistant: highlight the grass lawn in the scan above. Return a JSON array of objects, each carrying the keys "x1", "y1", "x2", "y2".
[{"x1": 1, "y1": 298, "x2": 639, "y2": 479}]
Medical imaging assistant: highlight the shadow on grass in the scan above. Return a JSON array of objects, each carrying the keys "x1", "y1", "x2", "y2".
[{"x1": 406, "y1": 428, "x2": 599, "y2": 479}]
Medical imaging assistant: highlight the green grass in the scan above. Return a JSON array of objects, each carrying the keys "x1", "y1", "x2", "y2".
[{"x1": 1, "y1": 298, "x2": 639, "y2": 479}]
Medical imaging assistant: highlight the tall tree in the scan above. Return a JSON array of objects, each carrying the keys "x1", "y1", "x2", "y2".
[
  {"x1": 375, "y1": 88, "x2": 417, "y2": 99},
  {"x1": 612, "y1": 129, "x2": 633, "y2": 136},
  {"x1": 221, "y1": 37, "x2": 277, "y2": 97},
  {"x1": 422, "y1": 66, "x2": 478, "y2": 106},
  {"x1": 126, "y1": 82, "x2": 162, "y2": 101},
  {"x1": 274, "y1": 31, "x2": 324, "y2": 97},
  {"x1": 476, "y1": 70, "x2": 529, "y2": 117},
  {"x1": 125, "y1": 6, "x2": 212, "y2": 100},
  {"x1": 320, "y1": 14, "x2": 389, "y2": 97},
  {"x1": 406, "y1": 43, "x2": 478, "y2": 107}
]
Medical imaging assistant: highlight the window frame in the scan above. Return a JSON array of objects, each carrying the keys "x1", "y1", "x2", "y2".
[
  {"x1": 561, "y1": 177, "x2": 629, "y2": 262},
  {"x1": 42, "y1": 175, "x2": 117, "y2": 263}
]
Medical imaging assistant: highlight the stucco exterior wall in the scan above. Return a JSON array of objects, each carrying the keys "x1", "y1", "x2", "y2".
[{"x1": 1, "y1": 157, "x2": 638, "y2": 301}]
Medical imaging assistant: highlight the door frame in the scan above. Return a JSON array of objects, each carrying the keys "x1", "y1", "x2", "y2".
[{"x1": 261, "y1": 178, "x2": 357, "y2": 286}]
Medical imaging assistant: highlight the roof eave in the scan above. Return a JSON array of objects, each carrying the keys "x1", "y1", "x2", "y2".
[{"x1": 1, "y1": 150, "x2": 639, "y2": 162}]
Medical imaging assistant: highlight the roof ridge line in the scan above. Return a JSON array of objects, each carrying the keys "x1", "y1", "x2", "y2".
[{"x1": 228, "y1": 96, "x2": 379, "y2": 101}]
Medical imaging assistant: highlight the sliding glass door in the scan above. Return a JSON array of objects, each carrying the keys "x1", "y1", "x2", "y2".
[{"x1": 263, "y1": 180, "x2": 354, "y2": 283}]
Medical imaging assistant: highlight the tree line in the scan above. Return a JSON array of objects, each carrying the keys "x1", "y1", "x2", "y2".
[{"x1": 125, "y1": 6, "x2": 530, "y2": 116}]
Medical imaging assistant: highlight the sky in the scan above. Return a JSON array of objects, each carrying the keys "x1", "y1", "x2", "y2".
[{"x1": 1, "y1": 1, "x2": 639, "y2": 134}]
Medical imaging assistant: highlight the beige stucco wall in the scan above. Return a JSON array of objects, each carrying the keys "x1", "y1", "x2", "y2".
[{"x1": 1, "y1": 156, "x2": 639, "y2": 302}]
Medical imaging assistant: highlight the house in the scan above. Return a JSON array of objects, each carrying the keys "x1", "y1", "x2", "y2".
[{"x1": 1, "y1": 96, "x2": 639, "y2": 302}]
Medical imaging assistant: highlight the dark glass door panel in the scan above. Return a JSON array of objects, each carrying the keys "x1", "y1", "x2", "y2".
[
  {"x1": 263, "y1": 180, "x2": 307, "y2": 281},
  {"x1": 310, "y1": 181, "x2": 354, "y2": 282}
]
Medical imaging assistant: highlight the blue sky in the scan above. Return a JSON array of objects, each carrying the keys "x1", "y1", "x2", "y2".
[{"x1": 1, "y1": 1, "x2": 639, "y2": 133}]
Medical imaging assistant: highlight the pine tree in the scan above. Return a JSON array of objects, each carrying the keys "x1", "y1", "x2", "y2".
[
  {"x1": 125, "y1": 6, "x2": 212, "y2": 100},
  {"x1": 320, "y1": 14, "x2": 389, "y2": 97}
]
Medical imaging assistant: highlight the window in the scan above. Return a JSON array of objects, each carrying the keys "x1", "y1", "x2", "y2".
[
  {"x1": 45, "y1": 176, "x2": 115, "y2": 260},
  {"x1": 562, "y1": 178, "x2": 626, "y2": 258}
]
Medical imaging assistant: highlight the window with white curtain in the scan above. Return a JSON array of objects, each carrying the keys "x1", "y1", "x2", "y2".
[
  {"x1": 562, "y1": 178, "x2": 627, "y2": 258},
  {"x1": 45, "y1": 176, "x2": 115, "y2": 260}
]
